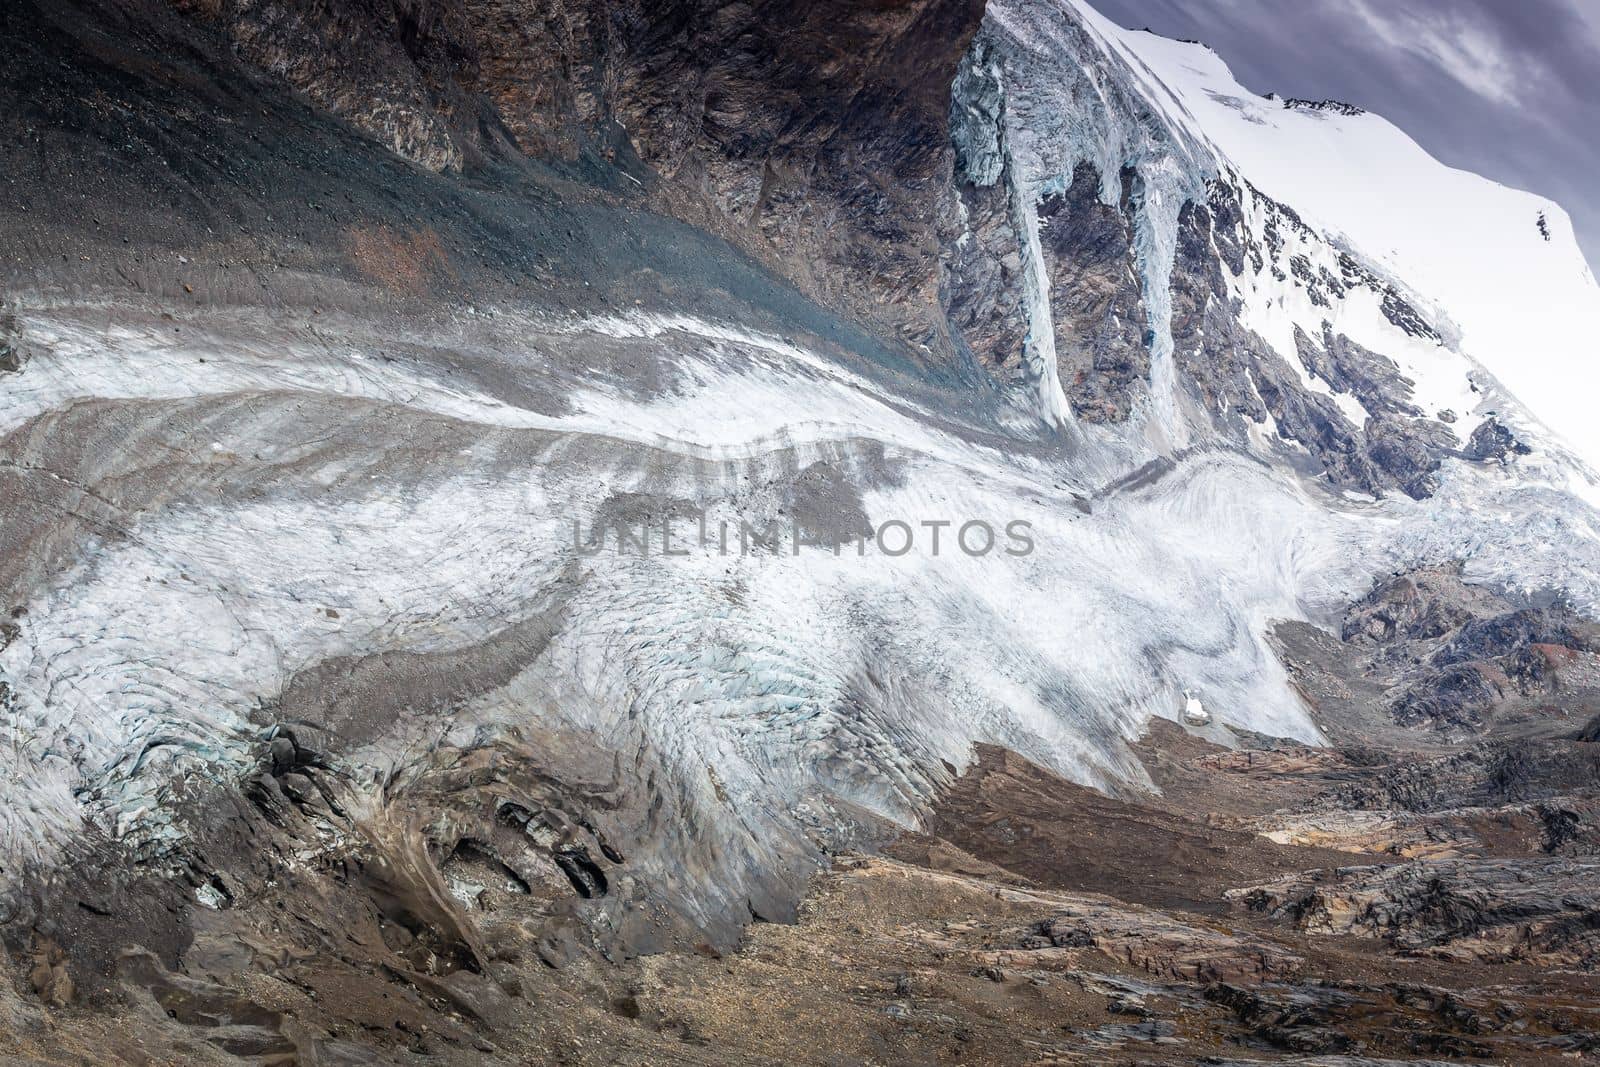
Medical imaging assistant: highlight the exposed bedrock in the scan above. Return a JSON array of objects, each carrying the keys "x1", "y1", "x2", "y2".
[
  {"x1": 1038, "y1": 163, "x2": 1150, "y2": 423},
  {"x1": 1231, "y1": 857, "x2": 1600, "y2": 967},
  {"x1": 15, "y1": 0, "x2": 1532, "y2": 503},
  {"x1": 888, "y1": 735, "x2": 1600, "y2": 1062},
  {"x1": 938, "y1": 0, "x2": 1537, "y2": 505},
  {"x1": 1277, "y1": 564, "x2": 1600, "y2": 735},
  {"x1": 1168, "y1": 194, "x2": 1460, "y2": 500},
  {"x1": 164, "y1": 0, "x2": 987, "y2": 356},
  {"x1": 1466, "y1": 416, "x2": 1534, "y2": 463}
]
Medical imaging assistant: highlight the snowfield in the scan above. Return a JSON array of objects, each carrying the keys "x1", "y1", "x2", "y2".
[{"x1": 1062, "y1": 0, "x2": 1600, "y2": 474}]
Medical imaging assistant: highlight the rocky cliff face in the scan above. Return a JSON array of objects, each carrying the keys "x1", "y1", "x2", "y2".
[
  {"x1": 3, "y1": 0, "x2": 1600, "y2": 1062},
  {"x1": 140, "y1": 0, "x2": 1597, "y2": 500},
  {"x1": 938, "y1": 0, "x2": 1578, "y2": 499},
  {"x1": 177, "y1": 0, "x2": 985, "y2": 354}
]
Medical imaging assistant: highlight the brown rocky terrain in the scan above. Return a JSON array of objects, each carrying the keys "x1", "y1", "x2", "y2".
[{"x1": 6, "y1": 714, "x2": 1599, "y2": 1065}]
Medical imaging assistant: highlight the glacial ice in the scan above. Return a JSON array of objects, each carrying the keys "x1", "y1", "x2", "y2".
[{"x1": 5, "y1": 292, "x2": 1600, "y2": 883}]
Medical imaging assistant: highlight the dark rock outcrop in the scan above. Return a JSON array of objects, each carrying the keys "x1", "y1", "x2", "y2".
[
  {"x1": 1231, "y1": 857, "x2": 1600, "y2": 967},
  {"x1": 1169, "y1": 194, "x2": 1428, "y2": 498},
  {"x1": 160, "y1": 0, "x2": 1491, "y2": 508},
  {"x1": 4, "y1": 2, "x2": 1600, "y2": 1063},
  {"x1": 1466, "y1": 416, "x2": 1534, "y2": 462},
  {"x1": 177, "y1": 0, "x2": 987, "y2": 355},
  {"x1": 1038, "y1": 163, "x2": 1150, "y2": 422},
  {"x1": 0, "y1": 311, "x2": 25, "y2": 373},
  {"x1": 1317, "y1": 564, "x2": 1600, "y2": 731}
]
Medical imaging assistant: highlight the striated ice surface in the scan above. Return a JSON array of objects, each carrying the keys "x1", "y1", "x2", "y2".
[{"x1": 5, "y1": 295, "x2": 1600, "y2": 882}]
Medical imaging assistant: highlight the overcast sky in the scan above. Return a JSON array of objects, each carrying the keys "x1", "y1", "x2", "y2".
[{"x1": 1087, "y1": 0, "x2": 1600, "y2": 273}]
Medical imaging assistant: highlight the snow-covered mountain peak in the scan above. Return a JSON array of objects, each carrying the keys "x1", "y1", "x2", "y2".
[{"x1": 1067, "y1": 0, "x2": 1600, "y2": 472}]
